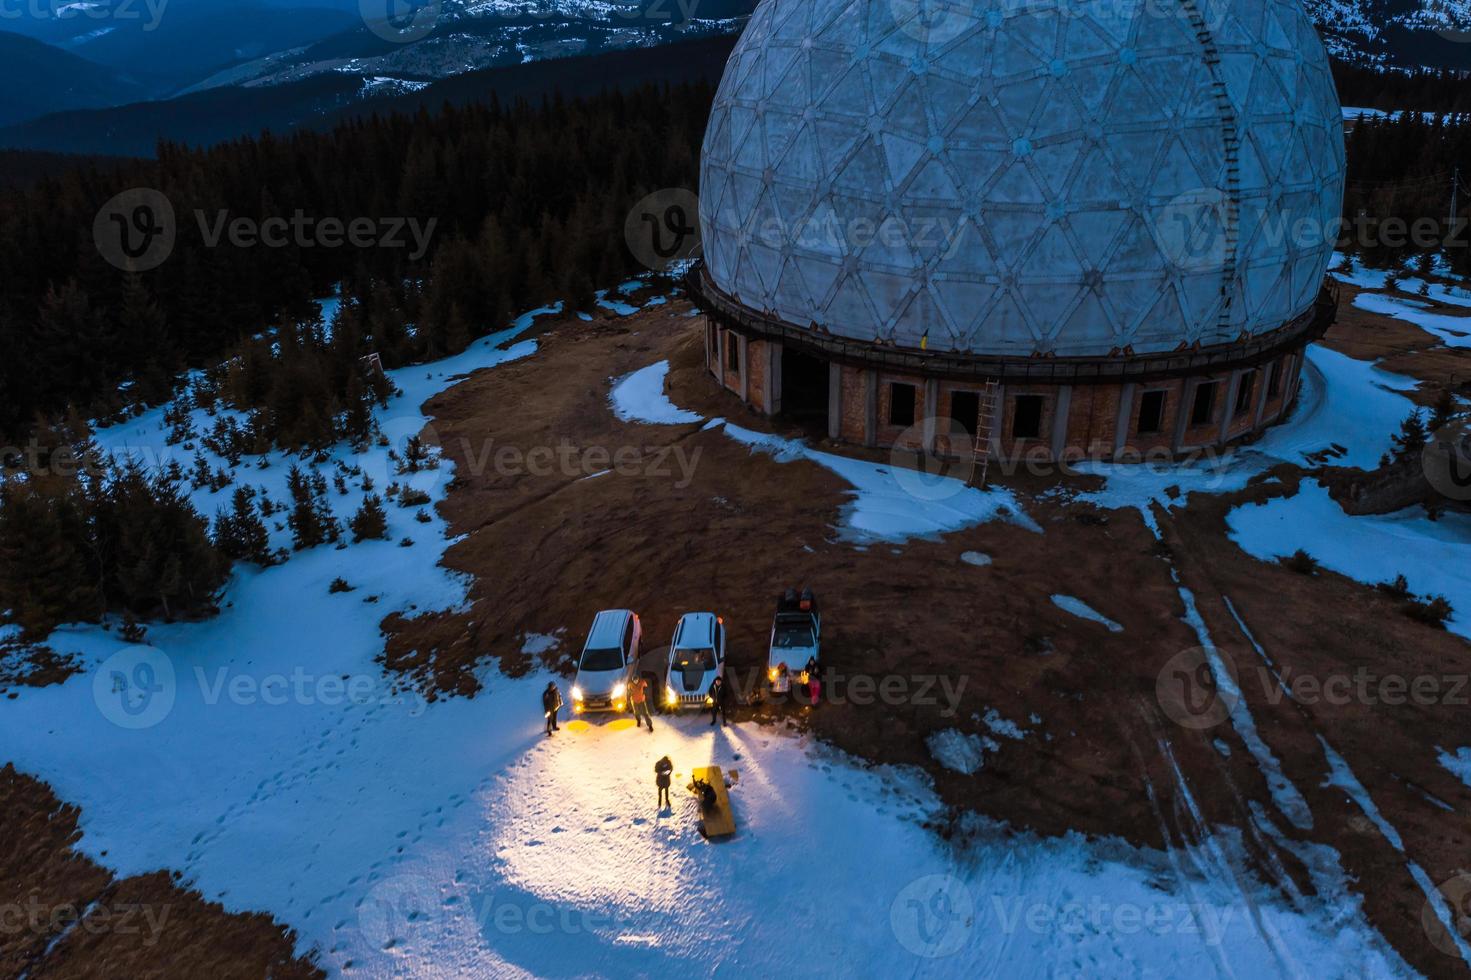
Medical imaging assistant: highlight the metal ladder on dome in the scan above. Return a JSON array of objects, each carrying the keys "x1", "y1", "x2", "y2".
[
  {"x1": 966, "y1": 378, "x2": 1001, "y2": 488},
  {"x1": 1186, "y1": 0, "x2": 1241, "y2": 328}
]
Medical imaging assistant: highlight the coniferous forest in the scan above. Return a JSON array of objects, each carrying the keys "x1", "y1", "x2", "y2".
[{"x1": 1, "y1": 69, "x2": 1469, "y2": 636}]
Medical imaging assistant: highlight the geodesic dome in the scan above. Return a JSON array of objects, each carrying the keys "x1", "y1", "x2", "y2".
[{"x1": 698, "y1": 0, "x2": 1346, "y2": 357}]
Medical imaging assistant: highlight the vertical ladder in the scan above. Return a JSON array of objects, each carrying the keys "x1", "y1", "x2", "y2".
[{"x1": 967, "y1": 378, "x2": 1001, "y2": 488}]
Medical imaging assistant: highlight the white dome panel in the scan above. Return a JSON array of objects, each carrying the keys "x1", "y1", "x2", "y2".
[{"x1": 698, "y1": 0, "x2": 1345, "y2": 357}]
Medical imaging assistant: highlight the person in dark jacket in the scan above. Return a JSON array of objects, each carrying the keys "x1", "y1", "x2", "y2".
[
  {"x1": 655, "y1": 755, "x2": 673, "y2": 809},
  {"x1": 543, "y1": 682, "x2": 563, "y2": 735},
  {"x1": 708, "y1": 676, "x2": 730, "y2": 727}
]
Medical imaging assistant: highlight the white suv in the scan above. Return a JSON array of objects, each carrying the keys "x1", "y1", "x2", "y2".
[
  {"x1": 571, "y1": 609, "x2": 641, "y2": 714},
  {"x1": 663, "y1": 612, "x2": 726, "y2": 710}
]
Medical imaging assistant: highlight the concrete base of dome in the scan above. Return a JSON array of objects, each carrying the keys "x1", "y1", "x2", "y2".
[{"x1": 690, "y1": 267, "x2": 1337, "y2": 466}]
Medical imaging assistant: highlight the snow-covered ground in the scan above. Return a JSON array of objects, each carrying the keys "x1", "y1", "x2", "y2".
[
  {"x1": 1354, "y1": 291, "x2": 1471, "y2": 349},
  {"x1": 0, "y1": 296, "x2": 1436, "y2": 977},
  {"x1": 1050, "y1": 595, "x2": 1124, "y2": 632},
  {"x1": 1228, "y1": 481, "x2": 1471, "y2": 639},
  {"x1": 609, "y1": 359, "x2": 1041, "y2": 543}
]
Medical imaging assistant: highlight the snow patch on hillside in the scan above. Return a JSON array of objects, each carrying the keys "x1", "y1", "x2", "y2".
[
  {"x1": 609, "y1": 361, "x2": 702, "y2": 425},
  {"x1": 1050, "y1": 595, "x2": 1123, "y2": 632},
  {"x1": 1229, "y1": 481, "x2": 1471, "y2": 639}
]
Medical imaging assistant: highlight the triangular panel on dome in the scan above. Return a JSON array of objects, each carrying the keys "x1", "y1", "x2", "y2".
[
  {"x1": 898, "y1": 202, "x2": 967, "y2": 264},
  {"x1": 1135, "y1": 54, "x2": 1200, "y2": 119},
  {"x1": 1032, "y1": 139, "x2": 1084, "y2": 198},
  {"x1": 934, "y1": 216, "x2": 999, "y2": 277},
  {"x1": 1068, "y1": 148, "x2": 1130, "y2": 205},
  {"x1": 932, "y1": 29, "x2": 991, "y2": 78},
  {"x1": 1152, "y1": 135, "x2": 1212, "y2": 198},
  {"x1": 762, "y1": 109, "x2": 801, "y2": 163},
  {"x1": 992, "y1": 29, "x2": 1049, "y2": 80},
  {"x1": 1104, "y1": 215, "x2": 1165, "y2": 275},
  {"x1": 994, "y1": 76, "x2": 1049, "y2": 135},
  {"x1": 1288, "y1": 253, "x2": 1322, "y2": 312},
  {"x1": 890, "y1": 285, "x2": 943, "y2": 348},
  {"x1": 862, "y1": 268, "x2": 917, "y2": 333},
  {"x1": 773, "y1": 256, "x2": 818, "y2": 321},
  {"x1": 932, "y1": 278, "x2": 999, "y2": 341},
  {"x1": 1018, "y1": 282, "x2": 1085, "y2": 339},
  {"x1": 1176, "y1": 125, "x2": 1228, "y2": 189},
  {"x1": 1100, "y1": 273, "x2": 1173, "y2": 337},
  {"x1": 905, "y1": 156, "x2": 963, "y2": 204},
  {"x1": 862, "y1": 214, "x2": 924, "y2": 273},
  {"x1": 1242, "y1": 259, "x2": 1289, "y2": 324},
  {"x1": 880, "y1": 131, "x2": 929, "y2": 190},
  {"x1": 976, "y1": 290, "x2": 1043, "y2": 353},
  {"x1": 1177, "y1": 270, "x2": 1225, "y2": 327},
  {"x1": 1136, "y1": 285, "x2": 1193, "y2": 349},
  {"x1": 1028, "y1": 222, "x2": 1087, "y2": 276},
  {"x1": 777, "y1": 123, "x2": 823, "y2": 184},
  {"x1": 1217, "y1": 53, "x2": 1257, "y2": 114},
  {"x1": 832, "y1": 139, "x2": 890, "y2": 193},
  {"x1": 1107, "y1": 67, "x2": 1171, "y2": 127},
  {"x1": 922, "y1": 74, "x2": 975, "y2": 133},
  {"x1": 979, "y1": 207, "x2": 1041, "y2": 266},
  {"x1": 704, "y1": 110, "x2": 732, "y2": 167},
  {"x1": 1057, "y1": 287, "x2": 1117, "y2": 351},
  {"x1": 1062, "y1": 13, "x2": 1120, "y2": 60},
  {"x1": 793, "y1": 250, "x2": 844, "y2": 304},
  {"x1": 745, "y1": 242, "x2": 786, "y2": 300},
  {"x1": 1068, "y1": 63, "x2": 1119, "y2": 117},
  {"x1": 865, "y1": 57, "x2": 913, "y2": 113},
  {"x1": 1030, "y1": 84, "x2": 1086, "y2": 145},
  {"x1": 1106, "y1": 128, "x2": 1169, "y2": 197},
  {"x1": 816, "y1": 67, "x2": 874, "y2": 121},
  {"x1": 1064, "y1": 208, "x2": 1129, "y2": 266},
  {"x1": 950, "y1": 99, "x2": 1010, "y2": 145},
  {"x1": 989, "y1": 158, "x2": 1049, "y2": 205},
  {"x1": 728, "y1": 172, "x2": 765, "y2": 226},
  {"x1": 824, "y1": 274, "x2": 879, "y2": 336}
]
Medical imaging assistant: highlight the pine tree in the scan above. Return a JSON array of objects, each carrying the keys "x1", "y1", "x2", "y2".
[
  {"x1": 213, "y1": 486, "x2": 272, "y2": 565},
  {"x1": 0, "y1": 484, "x2": 98, "y2": 638},
  {"x1": 285, "y1": 465, "x2": 327, "y2": 550},
  {"x1": 1392, "y1": 409, "x2": 1429, "y2": 459},
  {"x1": 349, "y1": 494, "x2": 389, "y2": 542}
]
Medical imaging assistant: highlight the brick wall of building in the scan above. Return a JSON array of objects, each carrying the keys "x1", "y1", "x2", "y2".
[{"x1": 706, "y1": 322, "x2": 1310, "y2": 463}]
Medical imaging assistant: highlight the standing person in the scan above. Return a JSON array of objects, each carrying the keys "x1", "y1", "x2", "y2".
[
  {"x1": 543, "y1": 681, "x2": 563, "y2": 736},
  {"x1": 630, "y1": 675, "x2": 654, "y2": 732},
  {"x1": 655, "y1": 755, "x2": 673, "y2": 809},
  {"x1": 708, "y1": 676, "x2": 729, "y2": 727},
  {"x1": 804, "y1": 657, "x2": 820, "y2": 707}
]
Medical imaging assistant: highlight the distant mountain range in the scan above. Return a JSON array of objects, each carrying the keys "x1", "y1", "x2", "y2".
[
  {"x1": 1307, "y1": 0, "x2": 1471, "y2": 67},
  {"x1": 1, "y1": 0, "x2": 1468, "y2": 157}
]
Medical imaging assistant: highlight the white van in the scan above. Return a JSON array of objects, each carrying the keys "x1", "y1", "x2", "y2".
[{"x1": 571, "y1": 609, "x2": 641, "y2": 714}]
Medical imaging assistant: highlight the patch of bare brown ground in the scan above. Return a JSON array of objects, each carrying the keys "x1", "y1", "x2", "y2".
[
  {"x1": 1328, "y1": 280, "x2": 1471, "y2": 403},
  {"x1": 381, "y1": 294, "x2": 1471, "y2": 976},
  {"x1": 0, "y1": 763, "x2": 323, "y2": 978}
]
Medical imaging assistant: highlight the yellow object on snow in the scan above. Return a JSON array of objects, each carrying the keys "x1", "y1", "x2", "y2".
[{"x1": 689, "y1": 766, "x2": 736, "y2": 839}]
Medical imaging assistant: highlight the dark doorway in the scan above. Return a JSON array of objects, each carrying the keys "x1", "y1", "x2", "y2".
[
  {"x1": 1012, "y1": 394, "x2": 1044, "y2": 439},
  {"x1": 780, "y1": 348, "x2": 829, "y2": 435},
  {"x1": 1137, "y1": 390, "x2": 1166, "y2": 435},
  {"x1": 950, "y1": 391, "x2": 980, "y2": 436}
]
